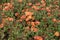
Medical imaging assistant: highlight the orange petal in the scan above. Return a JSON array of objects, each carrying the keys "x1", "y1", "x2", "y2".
[
  {"x1": 25, "y1": 11, "x2": 33, "y2": 16},
  {"x1": 34, "y1": 36, "x2": 43, "y2": 40},
  {"x1": 0, "y1": 24, "x2": 4, "y2": 28},
  {"x1": 8, "y1": 17, "x2": 14, "y2": 21},
  {"x1": 54, "y1": 31, "x2": 60, "y2": 37}
]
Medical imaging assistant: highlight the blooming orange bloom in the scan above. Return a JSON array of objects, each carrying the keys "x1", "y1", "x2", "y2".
[
  {"x1": 0, "y1": 24, "x2": 4, "y2": 28},
  {"x1": 35, "y1": 2, "x2": 40, "y2": 6},
  {"x1": 8, "y1": 17, "x2": 14, "y2": 21},
  {"x1": 32, "y1": 5, "x2": 37, "y2": 9},
  {"x1": 2, "y1": 18, "x2": 6, "y2": 24},
  {"x1": 25, "y1": 11, "x2": 33, "y2": 16},
  {"x1": 26, "y1": 16, "x2": 32, "y2": 21},
  {"x1": 31, "y1": 22, "x2": 35, "y2": 27},
  {"x1": 26, "y1": 18, "x2": 30, "y2": 21},
  {"x1": 3, "y1": 6, "x2": 9, "y2": 11},
  {"x1": 32, "y1": 5, "x2": 39, "y2": 10},
  {"x1": 19, "y1": 19, "x2": 22, "y2": 22},
  {"x1": 28, "y1": 2, "x2": 32, "y2": 6},
  {"x1": 33, "y1": 28, "x2": 38, "y2": 32},
  {"x1": 31, "y1": 17, "x2": 35, "y2": 20},
  {"x1": 43, "y1": 3, "x2": 46, "y2": 7},
  {"x1": 40, "y1": 8, "x2": 45, "y2": 10},
  {"x1": 46, "y1": 7, "x2": 50, "y2": 10},
  {"x1": 57, "y1": 20, "x2": 60, "y2": 22},
  {"x1": 7, "y1": 3, "x2": 13, "y2": 8},
  {"x1": 0, "y1": 18, "x2": 5, "y2": 28},
  {"x1": 52, "y1": 18, "x2": 57, "y2": 22},
  {"x1": 20, "y1": 15, "x2": 26, "y2": 19},
  {"x1": 3, "y1": 3, "x2": 13, "y2": 11},
  {"x1": 31, "y1": 27, "x2": 38, "y2": 32},
  {"x1": 18, "y1": 0, "x2": 22, "y2": 3},
  {"x1": 54, "y1": 31, "x2": 60, "y2": 37},
  {"x1": 34, "y1": 36, "x2": 43, "y2": 40},
  {"x1": 46, "y1": 7, "x2": 51, "y2": 12},
  {"x1": 35, "y1": 21, "x2": 40, "y2": 25}
]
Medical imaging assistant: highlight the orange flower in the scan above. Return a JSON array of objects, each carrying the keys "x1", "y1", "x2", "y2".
[
  {"x1": 8, "y1": 17, "x2": 14, "y2": 21},
  {"x1": 0, "y1": 18, "x2": 5, "y2": 28},
  {"x1": 47, "y1": 9, "x2": 51, "y2": 13},
  {"x1": 34, "y1": 36, "x2": 43, "y2": 40},
  {"x1": 54, "y1": 31, "x2": 60, "y2": 37},
  {"x1": 35, "y1": 2, "x2": 40, "y2": 6},
  {"x1": 52, "y1": 18, "x2": 57, "y2": 22},
  {"x1": 20, "y1": 15, "x2": 26, "y2": 19},
  {"x1": 0, "y1": 24, "x2": 4, "y2": 28},
  {"x1": 25, "y1": 11, "x2": 33, "y2": 16},
  {"x1": 3, "y1": 3, "x2": 13, "y2": 11},
  {"x1": 40, "y1": 8, "x2": 45, "y2": 10},
  {"x1": 26, "y1": 18, "x2": 29, "y2": 21},
  {"x1": 3, "y1": 6, "x2": 9, "y2": 11},
  {"x1": 54, "y1": 1, "x2": 58, "y2": 4},
  {"x1": 7, "y1": 3, "x2": 11, "y2": 5},
  {"x1": 31, "y1": 22, "x2": 35, "y2": 27},
  {"x1": 7, "y1": 3, "x2": 13, "y2": 8},
  {"x1": 58, "y1": 20, "x2": 60, "y2": 22},
  {"x1": 42, "y1": 3, "x2": 46, "y2": 7},
  {"x1": 28, "y1": 2, "x2": 32, "y2": 6},
  {"x1": 18, "y1": 0, "x2": 22, "y2": 3},
  {"x1": 19, "y1": 19, "x2": 22, "y2": 22},
  {"x1": 31, "y1": 17, "x2": 35, "y2": 20},
  {"x1": 33, "y1": 28, "x2": 38, "y2": 32},
  {"x1": 26, "y1": 16, "x2": 32, "y2": 21},
  {"x1": 46, "y1": 7, "x2": 50, "y2": 10},
  {"x1": 46, "y1": 7, "x2": 51, "y2": 12},
  {"x1": 32, "y1": 5, "x2": 39, "y2": 10},
  {"x1": 35, "y1": 21, "x2": 40, "y2": 25},
  {"x1": 31, "y1": 27, "x2": 38, "y2": 32},
  {"x1": 2, "y1": 18, "x2": 6, "y2": 24}
]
